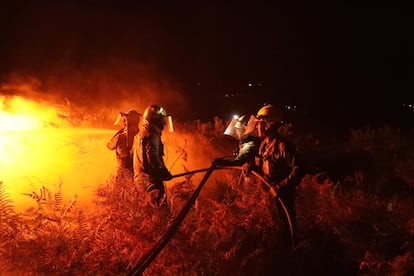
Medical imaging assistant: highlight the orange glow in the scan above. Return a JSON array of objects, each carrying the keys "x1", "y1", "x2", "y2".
[
  {"x1": 0, "y1": 95, "x2": 226, "y2": 213},
  {"x1": 0, "y1": 96, "x2": 57, "y2": 131},
  {"x1": 0, "y1": 96, "x2": 117, "y2": 212}
]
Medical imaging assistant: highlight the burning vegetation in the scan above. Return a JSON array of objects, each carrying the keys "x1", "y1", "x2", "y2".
[{"x1": 1, "y1": 95, "x2": 414, "y2": 275}]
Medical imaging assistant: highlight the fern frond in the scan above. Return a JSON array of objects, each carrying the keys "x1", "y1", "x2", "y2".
[
  {"x1": 0, "y1": 181, "x2": 15, "y2": 217},
  {"x1": 169, "y1": 139, "x2": 188, "y2": 170},
  {"x1": 21, "y1": 191, "x2": 42, "y2": 202},
  {"x1": 54, "y1": 183, "x2": 63, "y2": 209},
  {"x1": 62, "y1": 195, "x2": 77, "y2": 217},
  {"x1": 77, "y1": 209, "x2": 89, "y2": 238},
  {"x1": 39, "y1": 186, "x2": 47, "y2": 201}
]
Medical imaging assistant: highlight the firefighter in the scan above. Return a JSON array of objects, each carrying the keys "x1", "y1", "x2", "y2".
[
  {"x1": 133, "y1": 104, "x2": 173, "y2": 209},
  {"x1": 255, "y1": 104, "x2": 305, "y2": 243},
  {"x1": 107, "y1": 109, "x2": 141, "y2": 179},
  {"x1": 213, "y1": 114, "x2": 261, "y2": 167}
]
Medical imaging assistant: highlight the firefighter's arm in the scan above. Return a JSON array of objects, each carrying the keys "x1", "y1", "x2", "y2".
[
  {"x1": 145, "y1": 135, "x2": 163, "y2": 170},
  {"x1": 280, "y1": 155, "x2": 302, "y2": 187},
  {"x1": 106, "y1": 129, "x2": 124, "y2": 150},
  {"x1": 145, "y1": 135, "x2": 172, "y2": 180}
]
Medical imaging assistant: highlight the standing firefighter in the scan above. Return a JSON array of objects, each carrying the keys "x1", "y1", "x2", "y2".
[
  {"x1": 133, "y1": 104, "x2": 173, "y2": 210},
  {"x1": 255, "y1": 104, "x2": 304, "y2": 243},
  {"x1": 107, "y1": 109, "x2": 141, "y2": 179}
]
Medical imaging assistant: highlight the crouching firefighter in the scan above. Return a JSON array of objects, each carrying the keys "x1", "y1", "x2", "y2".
[{"x1": 133, "y1": 104, "x2": 174, "y2": 211}]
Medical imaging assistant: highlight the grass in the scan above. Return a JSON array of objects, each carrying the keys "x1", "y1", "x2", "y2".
[{"x1": 1, "y1": 119, "x2": 414, "y2": 275}]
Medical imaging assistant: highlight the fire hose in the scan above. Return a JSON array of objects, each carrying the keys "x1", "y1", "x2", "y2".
[
  {"x1": 171, "y1": 166, "x2": 279, "y2": 197},
  {"x1": 170, "y1": 167, "x2": 276, "y2": 197},
  {"x1": 170, "y1": 168, "x2": 210, "y2": 179},
  {"x1": 126, "y1": 164, "x2": 294, "y2": 275}
]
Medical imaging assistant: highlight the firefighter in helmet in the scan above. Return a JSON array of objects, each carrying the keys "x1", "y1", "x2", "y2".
[
  {"x1": 133, "y1": 104, "x2": 173, "y2": 209},
  {"x1": 255, "y1": 104, "x2": 304, "y2": 243},
  {"x1": 107, "y1": 109, "x2": 141, "y2": 178}
]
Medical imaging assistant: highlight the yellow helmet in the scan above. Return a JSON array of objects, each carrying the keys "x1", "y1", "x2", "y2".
[{"x1": 256, "y1": 104, "x2": 280, "y2": 123}]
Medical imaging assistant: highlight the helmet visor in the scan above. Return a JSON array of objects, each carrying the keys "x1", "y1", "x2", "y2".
[
  {"x1": 113, "y1": 112, "x2": 125, "y2": 126},
  {"x1": 166, "y1": 115, "x2": 174, "y2": 132},
  {"x1": 244, "y1": 115, "x2": 258, "y2": 135},
  {"x1": 223, "y1": 118, "x2": 239, "y2": 139}
]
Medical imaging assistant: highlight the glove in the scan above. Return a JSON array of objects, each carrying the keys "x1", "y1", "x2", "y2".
[{"x1": 161, "y1": 168, "x2": 173, "y2": 181}]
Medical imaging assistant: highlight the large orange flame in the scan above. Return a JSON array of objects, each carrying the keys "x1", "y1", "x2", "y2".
[
  {"x1": 0, "y1": 96, "x2": 53, "y2": 131},
  {"x1": 0, "y1": 95, "x2": 227, "y2": 213},
  {"x1": 0, "y1": 96, "x2": 117, "y2": 212}
]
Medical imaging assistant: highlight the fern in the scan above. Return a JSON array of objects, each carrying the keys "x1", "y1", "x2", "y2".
[
  {"x1": 21, "y1": 186, "x2": 50, "y2": 203},
  {"x1": 2, "y1": 118, "x2": 414, "y2": 275},
  {"x1": 62, "y1": 195, "x2": 77, "y2": 218},
  {"x1": 54, "y1": 181, "x2": 63, "y2": 209},
  {"x1": 21, "y1": 183, "x2": 77, "y2": 222},
  {"x1": 169, "y1": 139, "x2": 188, "y2": 170},
  {"x1": 0, "y1": 181, "x2": 15, "y2": 218}
]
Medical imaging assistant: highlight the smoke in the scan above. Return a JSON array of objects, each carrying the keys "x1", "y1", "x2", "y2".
[
  {"x1": 1, "y1": 60, "x2": 192, "y2": 123},
  {"x1": 0, "y1": 90, "x2": 229, "y2": 213},
  {"x1": 1, "y1": 3, "x2": 207, "y2": 121}
]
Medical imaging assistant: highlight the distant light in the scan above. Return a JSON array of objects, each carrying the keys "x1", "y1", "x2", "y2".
[
  {"x1": 233, "y1": 114, "x2": 239, "y2": 120},
  {"x1": 402, "y1": 104, "x2": 414, "y2": 111},
  {"x1": 284, "y1": 104, "x2": 297, "y2": 112},
  {"x1": 248, "y1": 83, "x2": 252, "y2": 87}
]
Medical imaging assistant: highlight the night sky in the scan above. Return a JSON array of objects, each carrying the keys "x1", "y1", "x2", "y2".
[{"x1": 0, "y1": 2, "x2": 412, "y2": 125}]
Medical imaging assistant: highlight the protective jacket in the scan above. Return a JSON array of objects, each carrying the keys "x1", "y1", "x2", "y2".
[
  {"x1": 133, "y1": 122, "x2": 170, "y2": 192},
  {"x1": 256, "y1": 123, "x2": 304, "y2": 240},
  {"x1": 107, "y1": 126, "x2": 139, "y2": 172},
  {"x1": 257, "y1": 136, "x2": 301, "y2": 186}
]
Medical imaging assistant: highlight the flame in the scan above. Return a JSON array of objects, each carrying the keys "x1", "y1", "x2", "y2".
[
  {"x1": 0, "y1": 95, "x2": 227, "y2": 213},
  {"x1": 0, "y1": 95, "x2": 61, "y2": 131},
  {"x1": 0, "y1": 113, "x2": 42, "y2": 131},
  {"x1": 0, "y1": 95, "x2": 116, "y2": 212}
]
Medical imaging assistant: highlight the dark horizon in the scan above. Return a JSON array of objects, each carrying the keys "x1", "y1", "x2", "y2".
[{"x1": 0, "y1": 2, "x2": 412, "y2": 127}]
